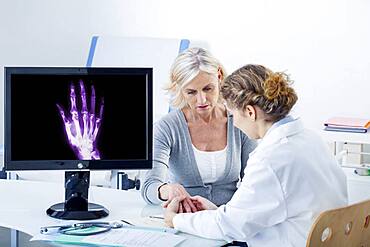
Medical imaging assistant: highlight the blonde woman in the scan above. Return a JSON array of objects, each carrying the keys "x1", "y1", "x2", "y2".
[
  {"x1": 141, "y1": 48, "x2": 256, "y2": 212},
  {"x1": 164, "y1": 64, "x2": 348, "y2": 246}
]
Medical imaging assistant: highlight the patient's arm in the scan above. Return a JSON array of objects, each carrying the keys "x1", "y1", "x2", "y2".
[{"x1": 57, "y1": 80, "x2": 104, "y2": 160}]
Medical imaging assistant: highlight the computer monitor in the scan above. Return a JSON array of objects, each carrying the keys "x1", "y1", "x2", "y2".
[{"x1": 4, "y1": 67, "x2": 153, "y2": 220}]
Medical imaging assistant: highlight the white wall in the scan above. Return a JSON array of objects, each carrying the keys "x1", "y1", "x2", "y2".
[{"x1": 1, "y1": 0, "x2": 370, "y2": 144}]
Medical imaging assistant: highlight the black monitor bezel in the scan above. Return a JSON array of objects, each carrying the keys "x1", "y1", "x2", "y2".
[{"x1": 4, "y1": 67, "x2": 153, "y2": 171}]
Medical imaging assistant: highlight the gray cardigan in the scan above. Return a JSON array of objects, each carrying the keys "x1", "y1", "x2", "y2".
[{"x1": 141, "y1": 109, "x2": 256, "y2": 206}]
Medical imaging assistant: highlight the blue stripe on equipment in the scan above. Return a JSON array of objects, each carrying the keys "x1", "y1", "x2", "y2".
[
  {"x1": 86, "y1": 36, "x2": 99, "y2": 67},
  {"x1": 178, "y1": 39, "x2": 190, "y2": 53},
  {"x1": 169, "y1": 39, "x2": 190, "y2": 113}
]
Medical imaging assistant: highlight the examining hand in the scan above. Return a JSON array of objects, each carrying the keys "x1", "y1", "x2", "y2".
[
  {"x1": 190, "y1": 195, "x2": 218, "y2": 211},
  {"x1": 164, "y1": 195, "x2": 187, "y2": 228},
  {"x1": 56, "y1": 80, "x2": 104, "y2": 160},
  {"x1": 160, "y1": 183, "x2": 197, "y2": 213},
  {"x1": 163, "y1": 195, "x2": 219, "y2": 228}
]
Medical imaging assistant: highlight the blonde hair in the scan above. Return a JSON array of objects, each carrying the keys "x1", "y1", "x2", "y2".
[
  {"x1": 165, "y1": 47, "x2": 226, "y2": 109},
  {"x1": 221, "y1": 64, "x2": 297, "y2": 122}
]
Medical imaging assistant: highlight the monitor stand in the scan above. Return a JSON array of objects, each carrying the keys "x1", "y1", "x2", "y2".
[{"x1": 46, "y1": 171, "x2": 109, "y2": 220}]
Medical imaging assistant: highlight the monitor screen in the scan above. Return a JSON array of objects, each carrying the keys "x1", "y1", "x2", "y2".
[{"x1": 5, "y1": 67, "x2": 153, "y2": 171}]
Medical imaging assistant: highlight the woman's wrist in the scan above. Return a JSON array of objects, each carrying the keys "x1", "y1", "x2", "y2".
[
  {"x1": 164, "y1": 211, "x2": 177, "y2": 228},
  {"x1": 158, "y1": 183, "x2": 168, "y2": 201}
]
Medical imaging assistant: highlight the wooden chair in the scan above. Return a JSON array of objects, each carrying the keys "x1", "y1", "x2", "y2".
[{"x1": 306, "y1": 199, "x2": 370, "y2": 247}]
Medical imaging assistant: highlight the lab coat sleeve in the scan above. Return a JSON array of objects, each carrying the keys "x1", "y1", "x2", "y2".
[{"x1": 173, "y1": 159, "x2": 287, "y2": 242}]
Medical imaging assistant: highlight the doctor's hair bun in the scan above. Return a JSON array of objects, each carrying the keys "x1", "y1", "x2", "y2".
[
  {"x1": 264, "y1": 71, "x2": 297, "y2": 109},
  {"x1": 264, "y1": 72, "x2": 290, "y2": 100},
  {"x1": 221, "y1": 64, "x2": 298, "y2": 122}
]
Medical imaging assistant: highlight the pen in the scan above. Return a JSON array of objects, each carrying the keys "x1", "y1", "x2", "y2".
[
  {"x1": 121, "y1": 219, "x2": 134, "y2": 226},
  {"x1": 149, "y1": 215, "x2": 165, "y2": 220},
  {"x1": 120, "y1": 220, "x2": 178, "y2": 234}
]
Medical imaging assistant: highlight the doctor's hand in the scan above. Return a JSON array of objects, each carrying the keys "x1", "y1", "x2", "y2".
[
  {"x1": 164, "y1": 195, "x2": 187, "y2": 228},
  {"x1": 160, "y1": 183, "x2": 197, "y2": 213},
  {"x1": 190, "y1": 195, "x2": 218, "y2": 211}
]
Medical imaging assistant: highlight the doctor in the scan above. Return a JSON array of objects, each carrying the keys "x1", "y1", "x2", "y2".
[{"x1": 164, "y1": 64, "x2": 348, "y2": 247}]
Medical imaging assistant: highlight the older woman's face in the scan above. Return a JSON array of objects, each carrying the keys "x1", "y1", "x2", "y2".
[{"x1": 182, "y1": 71, "x2": 220, "y2": 114}]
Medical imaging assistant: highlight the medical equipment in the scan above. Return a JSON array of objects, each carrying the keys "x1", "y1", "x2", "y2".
[
  {"x1": 337, "y1": 149, "x2": 370, "y2": 176},
  {"x1": 40, "y1": 219, "x2": 178, "y2": 236},
  {"x1": 40, "y1": 221, "x2": 124, "y2": 236}
]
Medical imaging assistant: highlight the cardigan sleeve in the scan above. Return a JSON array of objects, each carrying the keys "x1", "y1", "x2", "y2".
[{"x1": 141, "y1": 120, "x2": 173, "y2": 204}]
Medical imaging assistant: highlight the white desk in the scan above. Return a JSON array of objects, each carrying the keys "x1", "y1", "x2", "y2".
[
  {"x1": 342, "y1": 167, "x2": 370, "y2": 203},
  {"x1": 0, "y1": 179, "x2": 225, "y2": 247},
  {"x1": 320, "y1": 130, "x2": 370, "y2": 203}
]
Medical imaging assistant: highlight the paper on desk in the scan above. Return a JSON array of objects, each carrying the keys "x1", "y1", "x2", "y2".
[
  {"x1": 129, "y1": 214, "x2": 167, "y2": 228},
  {"x1": 84, "y1": 228, "x2": 184, "y2": 246},
  {"x1": 31, "y1": 228, "x2": 185, "y2": 247}
]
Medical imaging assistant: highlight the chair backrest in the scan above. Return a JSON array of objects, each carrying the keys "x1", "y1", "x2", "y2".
[{"x1": 306, "y1": 199, "x2": 370, "y2": 247}]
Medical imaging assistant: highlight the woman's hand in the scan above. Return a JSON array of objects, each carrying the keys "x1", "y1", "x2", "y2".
[
  {"x1": 190, "y1": 195, "x2": 218, "y2": 211},
  {"x1": 159, "y1": 183, "x2": 197, "y2": 213}
]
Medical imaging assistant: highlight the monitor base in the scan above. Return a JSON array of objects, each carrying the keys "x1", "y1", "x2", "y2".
[
  {"x1": 47, "y1": 202, "x2": 109, "y2": 220},
  {"x1": 46, "y1": 171, "x2": 109, "y2": 220}
]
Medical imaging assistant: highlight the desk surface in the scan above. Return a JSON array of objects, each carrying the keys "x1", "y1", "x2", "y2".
[
  {"x1": 0, "y1": 179, "x2": 225, "y2": 247},
  {"x1": 0, "y1": 226, "x2": 53, "y2": 247}
]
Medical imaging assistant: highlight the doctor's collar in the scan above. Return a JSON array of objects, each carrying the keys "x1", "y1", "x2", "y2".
[{"x1": 264, "y1": 115, "x2": 297, "y2": 137}]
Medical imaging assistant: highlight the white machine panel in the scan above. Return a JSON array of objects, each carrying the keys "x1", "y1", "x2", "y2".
[{"x1": 87, "y1": 36, "x2": 190, "y2": 122}]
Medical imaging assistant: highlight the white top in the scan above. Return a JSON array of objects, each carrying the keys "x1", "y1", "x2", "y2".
[
  {"x1": 192, "y1": 144, "x2": 227, "y2": 184},
  {"x1": 174, "y1": 118, "x2": 348, "y2": 247}
]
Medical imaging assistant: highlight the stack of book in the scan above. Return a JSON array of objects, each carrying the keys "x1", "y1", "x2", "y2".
[{"x1": 324, "y1": 117, "x2": 370, "y2": 133}]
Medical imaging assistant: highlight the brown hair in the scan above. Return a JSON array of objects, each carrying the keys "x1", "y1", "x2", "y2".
[{"x1": 221, "y1": 64, "x2": 297, "y2": 122}]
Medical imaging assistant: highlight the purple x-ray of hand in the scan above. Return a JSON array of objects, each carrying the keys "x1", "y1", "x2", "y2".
[{"x1": 56, "y1": 80, "x2": 104, "y2": 160}]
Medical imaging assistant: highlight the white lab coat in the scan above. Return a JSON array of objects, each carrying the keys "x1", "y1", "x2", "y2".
[{"x1": 173, "y1": 119, "x2": 348, "y2": 247}]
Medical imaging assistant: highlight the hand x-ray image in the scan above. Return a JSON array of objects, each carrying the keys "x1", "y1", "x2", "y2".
[{"x1": 56, "y1": 80, "x2": 104, "y2": 160}]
